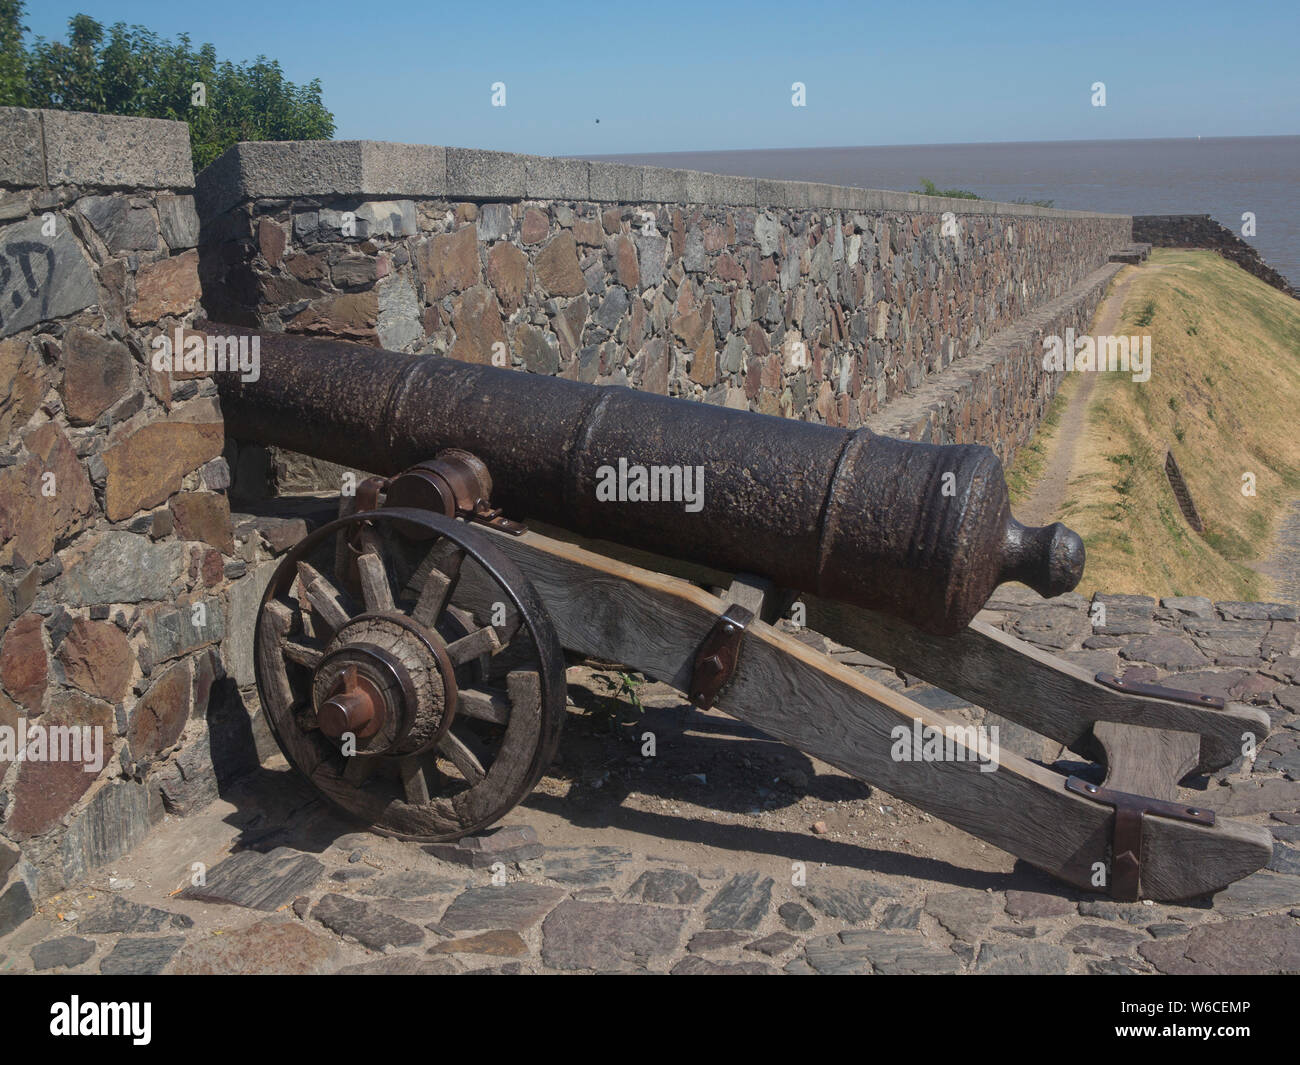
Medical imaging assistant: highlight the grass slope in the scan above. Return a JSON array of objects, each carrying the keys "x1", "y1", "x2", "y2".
[{"x1": 1010, "y1": 249, "x2": 1300, "y2": 600}]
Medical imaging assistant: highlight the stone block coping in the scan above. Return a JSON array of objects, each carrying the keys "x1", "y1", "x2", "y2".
[
  {"x1": 195, "y1": 138, "x2": 1131, "y2": 223},
  {"x1": 0, "y1": 107, "x2": 193, "y2": 190}
]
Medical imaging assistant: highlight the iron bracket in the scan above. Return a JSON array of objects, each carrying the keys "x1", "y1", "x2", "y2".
[
  {"x1": 1065, "y1": 775, "x2": 1215, "y2": 901},
  {"x1": 1095, "y1": 672, "x2": 1225, "y2": 710},
  {"x1": 689, "y1": 605, "x2": 754, "y2": 709}
]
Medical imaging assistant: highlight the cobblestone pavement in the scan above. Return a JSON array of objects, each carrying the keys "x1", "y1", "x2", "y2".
[{"x1": 2, "y1": 587, "x2": 1299, "y2": 975}]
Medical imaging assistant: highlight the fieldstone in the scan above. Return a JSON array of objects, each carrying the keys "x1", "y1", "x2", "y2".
[
  {"x1": 356, "y1": 871, "x2": 465, "y2": 899},
  {"x1": 288, "y1": 291, "x2": 378, "y2": 340},
  {"x1": 1184, "y1": 621, "x2": 1267, "y2": 659},
  {"x1": 130, "y1": 249, "x2": 200, "y2": 323},
  {"x1": 183, "y1": 846, "x2": 325, "y2": 910},
  {"x1": 101, "y1": 406, "x2": 225, "y2": 520},
  {"x1": 158, "y1": 193, "x2": 200, "y2": 249},
  {"x1": 1139, "y1": 914, "x2": 1300, "y2": 974},
  {"x1": 1077, "y1": 899, "x2": 1158, "y2": 925},
  {"x1": 1060, "y1": 922, "x2": 1150, "y2": 953},
  {"x1": 1162, "y1": 596, "x2": 1215, "y2": 619},
  {"x1": 169, "y1": 492, "x2": 235, "y2": 554},
  {"x1": 475, "y1": 203, "x2": 512, "y2": 242},
  {"x1": 127, "y1": 659, "x2": 191, "y2": 761},
  {"x1": 487, "y1": 242, "x2": 528, "y2": 312},
  {"x1": 535, "y1": 232, "x2": 585, "y2": 297},
  {"x1": 541, "y1": 901, "x2": 687, "y2": 971},
  {"x1": 0, "y1": 216, "x2": 97, "y2": 338},
  {"x1": 0, "y1": 612, "x2": 46, "y2": 710},
  {"x1": 687, "y1": 930, "x2": 750, "y2": 953},
  {"x1": 0, "y1": 874, "x2": 34, "y2": 936},
  {"x1": 1213, "y1": 872, "x2": 1300, "y2": 914},
  {"x1": 615, "y1": 235, "x2": 640, "y2": 289},
  {"x1": 1119, "y1": 635, "x2": 1206, "y2": 670},
  {"x1": 31, "y1": 936, "x2": 96, "y2": 971},
  {"x1": 172, "y1": 917, "x2": 339, "y2": 974},
  {"x1": 542, "y1": 846, "x2": 630, "y2": 887},
  {"x1": 78, "y1": 895, "x2": 193, "y2": 933},
  {"x1": 62, "y1": 327, "x2": 133, "y2": 425},
  {"x1": 516, "y1": 324, "x2": 560, "y2": 375},
  {"x1": 1005, "y1": 890, "x2": 1077, "y2": 918},
  {"x1": 77, "y1": 195, "x2": 157, "y2": 252},
  {"x1": 925, "y1": 889, "x2": 993, "y2": 941},
  {"x1": 0, "y1": 422, "x2": 95, "y2": 567},
  {"x1": 634, "y1": 232, "x2": 666, "y2": 289},
  {"x1": 1088, "y1": 957, "x2": 1149, "y2": 975},
  {"x1": 425, "y1": 825, "x2": 542, "y2": 868},
  {"x1": 336, "y1": 956, "x2": 458, "y2": 975},
  {"x1": 596, "y1": 285, "x2": 629, "y2": 330},
  {"x1": 754, "y1": 214, "x2": 781, "y2": 256},
  {"x1": 834, "y1": 929, "x2": 965, "y2": 974},
  {"x1": 428, "y1": 930, "x2": 527, "y2": 957},
  {"x1": 0, "y1": 336, "x2": 46, "y2": 437},
  {"x1": 440, "y1": 882, "x2": 566, "y2": 932},
  {"x1": 57, "y1": 618, "x2": 133, "y2": 703},
  {"x1": 625, "y1": 868, "x2": 703, "y2": 905},
  {"x1": 355, "y1": 200, "x2": 417, "y2": 239},
  {"x1": 704, "y1": 871, "x2": 774, "y2": 930},
  {"x1": 799, "y1": 878, "x2": 896, "y2": 924},
  {"x1": 745, "y1": 931, "x2": 800, "y2": 956},
  {"x1": 99, "y1": 936, "x2": 185, "y2": 975},
  {"x1": 311, "y1": 894, "x2": 424, "y2": 951},
  {"x1": 1211, "y1": 778, "x2": 1300, "y2": 816},
  {"x1": 1218, "y1": 602, "x2": 1299, "y2": 622},
  {"x1": 877, "y1": 903, "x2": 922, "y2": 929},
  {"x1": 778, "y1": 901, "x2": 816, "y2": 931},
  {"x1": 376, "y1": 276, "x2": 421, "y2": 351},
  {"x1": 520, "y1": 208, "x2": 549, "y2": 244},
  {"x1": 671, "y1": 956, "x2": 776, "y2": 975},
  {"x1": 419, "y1": 226, "x2": 481, "y2": 300},
  {"x1": 1013, "y1": 605, "x2": 1090, "y2": 649},
  {"x1": 975, "y1": 941, "x2": 1071, "y2": 974},
  {"x1": 447, "y1": 286, "x2": 505, "y2": 365},
  {"x1": 59, "y1": 780, "x2": 156, "y2": 884}
]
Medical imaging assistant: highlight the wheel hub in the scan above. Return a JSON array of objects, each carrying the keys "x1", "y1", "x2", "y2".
[{"x1": 311, "y1": 613, "x2": 459, "y2": 757}]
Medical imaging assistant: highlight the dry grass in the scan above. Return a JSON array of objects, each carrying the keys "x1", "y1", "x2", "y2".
[{"x1": 1043, "y1": 249, "x2": 1300, "y2": 599}]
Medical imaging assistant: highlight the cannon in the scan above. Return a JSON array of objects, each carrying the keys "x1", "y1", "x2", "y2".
[{"x1": 212, "y1": 324, "x2": 1273, "y2": 901}]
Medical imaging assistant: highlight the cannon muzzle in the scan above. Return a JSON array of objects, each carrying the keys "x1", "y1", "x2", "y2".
[{"x1": 211, "y1": 326, "x2": 1082, "y2": 635}]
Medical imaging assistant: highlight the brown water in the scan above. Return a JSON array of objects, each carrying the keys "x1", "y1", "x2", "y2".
[{"x1": 588, "y1": 136, "x2": 1300, "y2": 288}]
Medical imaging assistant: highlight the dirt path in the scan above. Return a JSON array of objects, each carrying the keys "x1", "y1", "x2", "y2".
[{"x1": 1017, "y1": 265, "x2": 1162, "y2": 527}]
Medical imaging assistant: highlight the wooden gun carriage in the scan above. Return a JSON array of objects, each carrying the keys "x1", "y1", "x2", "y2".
[{"x1": 212, "y1": 324, "x2": 1273, "y2": 902}]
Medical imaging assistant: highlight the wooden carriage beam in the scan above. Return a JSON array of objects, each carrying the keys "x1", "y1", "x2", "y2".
[{"x1": 481, "y1": 528, "x2": 1272, "y2": 902}]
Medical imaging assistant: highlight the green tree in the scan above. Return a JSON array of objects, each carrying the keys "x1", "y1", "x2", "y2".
[{"x1": 0, "y1": 2, "x2": 333, "y2": 170}]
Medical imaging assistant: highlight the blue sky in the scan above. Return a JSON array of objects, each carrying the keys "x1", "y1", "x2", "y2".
[{"x1": 22, "y1": 0, "x2": 1300, "y2": 155}]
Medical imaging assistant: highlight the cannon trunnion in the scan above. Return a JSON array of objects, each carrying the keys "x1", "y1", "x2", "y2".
[{"x1": 218, "y1": 326, "x2": 1273, "y2": 902}]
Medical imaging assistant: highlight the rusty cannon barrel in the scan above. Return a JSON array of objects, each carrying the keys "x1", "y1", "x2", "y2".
[{"x1": 211, "y1": 326, "x2": 1083, "y2": 635}]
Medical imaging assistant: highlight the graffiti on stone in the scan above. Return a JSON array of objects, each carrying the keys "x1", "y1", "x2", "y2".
[{"x1": 0, "y1": 217, "x2": 98, "y2": 337}]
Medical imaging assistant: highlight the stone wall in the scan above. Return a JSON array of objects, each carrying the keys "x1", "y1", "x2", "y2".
[
  {"x1": 1132, "y1": 215, "x2": 1298, "y2": 298},
  {"x1": 196, "y1": 141, "x2": 1131, "y2": 487},
  {"x1": 0, "y1": 108, "x2": 263, "y2": 931}
]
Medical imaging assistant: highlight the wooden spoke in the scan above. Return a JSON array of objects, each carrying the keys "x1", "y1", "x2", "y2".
[
  {"x1": 342, "y1": 755, "x2": 375, "y2": 785},
  {"x1": 398, "y1": 755, "x2": 431, "y2": 803},
  {"x1": 296, "y1": 561, "x2": 352, "y2": 633},
  {"x1": 356, "y1": 548, "x2": 396, "y2": 613},
  {"x1": 281, "y1": 639, "x2": 324, "y2": 669},
  {"x1": 446, "y1": 625, "x2": 501, "y2": 666},
  {"x1": 458, "y1": 686, "x2": 512, "y2": 725},
  {"x1": 412, "y1": 546, "x2": 465, "y2": 628},
  {"x1": 439, "y1": 730, "x2": 487, "y2": 784}
]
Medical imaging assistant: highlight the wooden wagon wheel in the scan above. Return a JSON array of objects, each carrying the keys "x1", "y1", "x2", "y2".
[{"x1": 253, "y1": 506, "x2": 566, "y2": 840}]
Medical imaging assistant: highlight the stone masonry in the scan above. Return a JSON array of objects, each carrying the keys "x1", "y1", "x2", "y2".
[
  {"x1": 0, "y1": 108, "x2": 262, "y2": 933},
  {"x1": 195, "y1": 141, "x2": 1131, "y2": 492}
]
